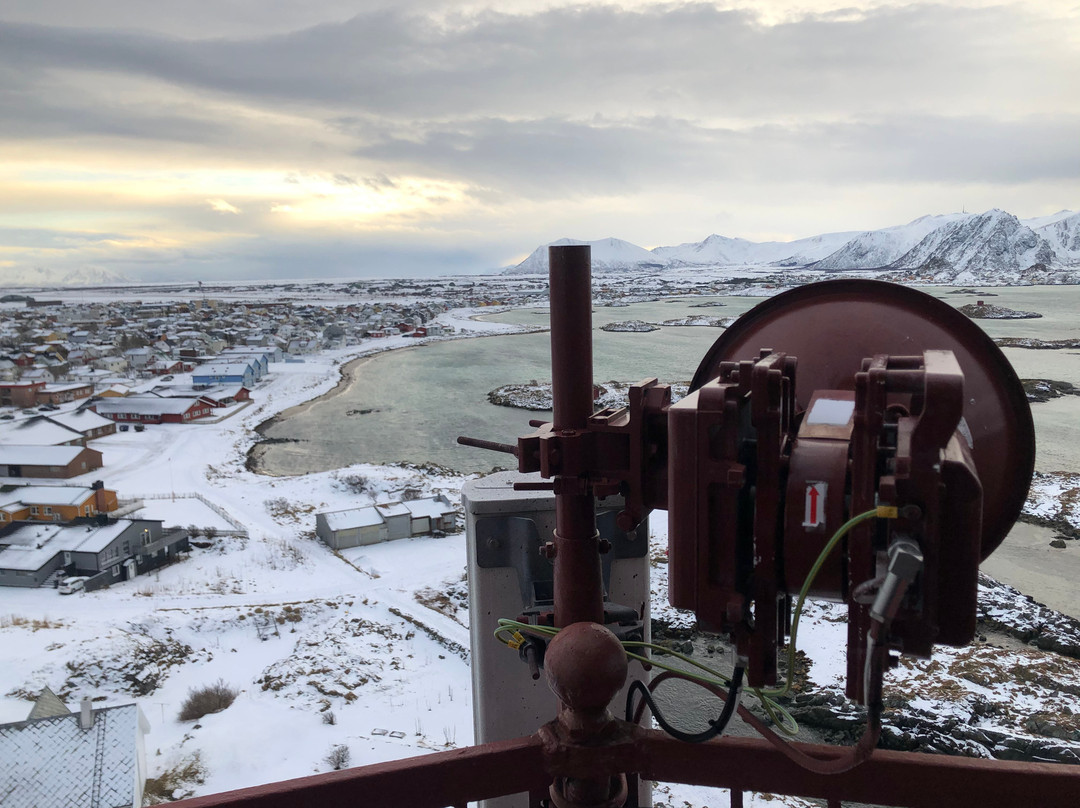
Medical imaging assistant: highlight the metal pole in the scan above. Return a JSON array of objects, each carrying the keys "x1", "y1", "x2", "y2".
[{"x1": 548, "y1": 245, "x2": 604, "y2": 629}]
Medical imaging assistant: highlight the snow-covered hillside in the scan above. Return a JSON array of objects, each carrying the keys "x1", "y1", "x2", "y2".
[
  {"x1": 1036, "y1": 211, "x2": 1080, "y2": 262},
  {"x1": 888, "y1": 210, "x2": 1063, "y2": 283},
  {"x1": 652, "y1": 231, "x2": 857, "y2": 268},
  {"x1": 506, "y1": 237, "x2": 666, "y2": 274},
  {"x1": 810, "y1": 213, "x2": 973, "y2": 270},
  {"x1": 508, "y1": 207, "x2": 1080, "y2": 283}
]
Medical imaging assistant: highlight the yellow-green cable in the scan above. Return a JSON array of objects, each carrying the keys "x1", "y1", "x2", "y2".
[
  {"x1": 492, "y1": 618, "x2": 799, "y2": 734},
  {"x1": 491, "y1": 507, "x2": 888, "y2": 734},
  {"x1": 758, "y1": 507, "x2": 882, "y2": 699}
]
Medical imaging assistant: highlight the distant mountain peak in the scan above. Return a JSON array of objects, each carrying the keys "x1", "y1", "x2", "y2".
[
  {"x1": 0, "y1": 266, "x2": 134, "y2": 289},
  {"x1": 505, "y1": 206, "x2": 1079, "y2": 283}
]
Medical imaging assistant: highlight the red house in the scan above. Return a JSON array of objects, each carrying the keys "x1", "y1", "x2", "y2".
[{"x1": 92, "y1": 396, "x2": 214, "y2": 424}]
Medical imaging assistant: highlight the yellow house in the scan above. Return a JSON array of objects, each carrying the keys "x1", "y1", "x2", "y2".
[{"x1": 0, "y1": 483, "x2": 119, "y2": 525}]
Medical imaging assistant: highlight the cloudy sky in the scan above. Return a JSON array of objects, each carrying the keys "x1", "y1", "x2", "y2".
[{"x1": 2, "y1": 1, "x2": 1078, "y2": 282}]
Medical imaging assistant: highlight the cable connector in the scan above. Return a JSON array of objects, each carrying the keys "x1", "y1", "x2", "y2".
[
  {"x1": 870, "y1": 538, "x2": 924, "y2": 625},
  {"x1": 506, "y1": 630, "x2": 526, "y2": 650},
  {"x1": 875, "y1": 505, "x2": 899, "y2": 519}
]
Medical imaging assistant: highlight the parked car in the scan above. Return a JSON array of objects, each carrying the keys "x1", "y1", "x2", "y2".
[
  {"x1": 161, "y1": 375, "x2": 174, "y2": 381},
  {"x1": 134, "y1": 423, "x2": 145, "y2": 432},
  {"x1": 118, "y1": 424, "x2": 129, "y2": 432},
  {"x1": 0, "y1": 414, "x2": 13, "y2": 420},
  {"x1": 40, "y1": 403, "x2": 60, "y2": 411},
  {"x1": 58, "y1": 576, "x2": 89, "y2": 595}
]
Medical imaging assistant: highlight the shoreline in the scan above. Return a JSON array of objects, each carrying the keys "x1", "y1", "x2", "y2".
[
  {"x1": 247, "y1": 323, "x2": 549, "y2": 474},
  {"x1": 982, "y1": 521, "x2": 1080, "y2": 619}
]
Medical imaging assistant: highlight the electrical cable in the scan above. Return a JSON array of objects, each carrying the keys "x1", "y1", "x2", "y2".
[
  {"x1": 758, "y1": 507, "x2": 885, "y2": 699},
  {"x1": 624, "y1": 666, "x2": 743, "y2": 743},
  {"x1": 493, "y1": 504, "x2": 895, "y2": 739}
]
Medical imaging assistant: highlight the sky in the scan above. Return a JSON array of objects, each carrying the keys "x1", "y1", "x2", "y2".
[{"x1": 1, "y1": 0, "x2": 1078, "y2": 283}]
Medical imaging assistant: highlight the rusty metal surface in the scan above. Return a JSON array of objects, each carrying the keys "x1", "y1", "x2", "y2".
[
  {"x1": 635, "y1": 731, "x2": 1080, "y2": 808},
  {"x1": 690, "y1": 279, "x2": 1034, "y2": 560},
  {"x1": 548, "y1": 246, "x2": 604, "y2": 630},
  {"x1": 172, "y1": 735, "x2": 548, "y2": 808}
]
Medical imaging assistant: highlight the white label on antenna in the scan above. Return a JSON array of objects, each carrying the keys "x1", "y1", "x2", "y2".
[
  {"x1": 803, "y1": 482, "x2": 827, "y2": 528},
  {"x1": 806, "y1": 398, "x2": 855, "y2": 426}
]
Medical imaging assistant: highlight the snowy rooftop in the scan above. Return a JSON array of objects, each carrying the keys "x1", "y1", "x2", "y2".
[
  {"x1": 375, "y1": 502, "x2": 410, "y2": 518},
  {"x1": 403, "y1": 497, "x2": 455, "y2": 519},
  {"x1": 0, "y1": 419, "x2": 84, "y2": 447},
  {"x1": 0, "y1": 520, "x2": 132, "y2": 570},
  {"x1": 0, "y1": 703, "x2": 147, "y2": 808},
  {"x1": 47, "y1": 410, "x2": 115, "y2": 432},
  {"x1": 94, "y1": 397, "x2": 203, "y2": 416},
  {"x1": 0, "y1": 445, "x2": 88, "y2": 465},
  {"x1": 323, "y1": 505, "x2": 383, "y2": 531},
  {"x1": 0, "y1": 485, "x2": 96, "y2": 508}
]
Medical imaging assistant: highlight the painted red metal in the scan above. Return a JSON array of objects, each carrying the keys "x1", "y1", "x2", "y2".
[{"x1": 171, "y1": 736, "x2": 548, "y2": 808}]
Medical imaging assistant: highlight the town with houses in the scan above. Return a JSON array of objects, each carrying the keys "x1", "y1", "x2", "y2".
[{"x1": 0, "y1": 291, "x2": 462, "y2": 590}]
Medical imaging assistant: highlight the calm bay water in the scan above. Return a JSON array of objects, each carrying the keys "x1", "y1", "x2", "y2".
[{"x1": 258, "y1": 287, "x2": 1080, "y2": 477}]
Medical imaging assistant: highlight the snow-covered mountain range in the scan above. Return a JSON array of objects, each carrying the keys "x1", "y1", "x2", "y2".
[
  {"x1": 508, "y1": 208, "x2": 1080, "y2": 284},
  {"x1": 0, "y1": 266, "x2": 132, "y2": 288}
]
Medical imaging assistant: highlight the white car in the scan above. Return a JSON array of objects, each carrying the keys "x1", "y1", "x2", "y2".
[{"x1": 58, "y1": 576, "x2": 89, "y2": 595}]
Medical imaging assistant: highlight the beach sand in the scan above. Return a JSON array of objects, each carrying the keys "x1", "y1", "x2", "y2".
[{"x1": 982, "y1": 521, "x2": 1080, "y2": 619}]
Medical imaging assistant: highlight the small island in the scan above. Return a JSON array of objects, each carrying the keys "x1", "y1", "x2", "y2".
[
  {"x1": 1022, "y1": 379, "x2": 1080, "y2": 403},
  {"x1": 601, "y1": 320, "x2": 660, "y2": 332},
  {"x1": 948, "y1": 288, "x2": 998, "y2": 296},
  {"x1": 659, "y1": 315, "x2": 733, "y2": 327},
  {"x1": 959, "y1": 302, "x2": 1042, "y2": 319},
  {"x1": 996, "y1": 337, "x2": 1080, "y2": 349},
  {"x1": 489, "y1": 380, "x2": 690, "y2": 411}
]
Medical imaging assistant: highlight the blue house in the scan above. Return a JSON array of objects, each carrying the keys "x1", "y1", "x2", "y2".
[{"x1": 191, "y1": 362, "x2": 257, "y2": 388}]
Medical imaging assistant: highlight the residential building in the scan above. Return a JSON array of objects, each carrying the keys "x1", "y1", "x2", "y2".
[
  {"x1": 315, "y1": 495, "x2": 457, "y2": 550},
  {"x1": 0, "y1": 517, "x2": 188, "y2": 588},
  {"x1": 91, "y1": 396, "x2": 214, "y2": 424},
  {"x1": 0, "y1": 482, "x2": 118, "y2": 526},
  {"x1": 0, "y1": 445, "x2": 103, "y2": 479},
  {"x1": 0, "y1": 696, "x2": 150, "y2": 808}
]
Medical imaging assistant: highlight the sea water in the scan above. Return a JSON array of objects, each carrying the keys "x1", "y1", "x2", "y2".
[{"x1": 258, "y1": 286, "x2": 1080, "y2": 477}]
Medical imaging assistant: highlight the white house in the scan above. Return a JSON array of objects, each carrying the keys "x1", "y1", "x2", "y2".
[{"x1": 0, "y1": 694, "x2": 150, "y2": 808}]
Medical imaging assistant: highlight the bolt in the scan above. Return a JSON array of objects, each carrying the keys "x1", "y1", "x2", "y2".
[
  {"x1": 540, "y1": 542, "x2": 557, "y2": 559},
  {"x1": 900, "y1": 504, "x2": 923, "y2": 522},
  {"x1": 598, "y1": 539, "x2": 612, "y2": 554},
  {"x1": 486, "y1": 538, "x2": 501, "y2": 550}
]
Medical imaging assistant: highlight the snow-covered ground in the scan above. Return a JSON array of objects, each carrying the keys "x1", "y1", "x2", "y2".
[
  {"x1": 0, "y1": 313, "x2": 523, "y2": 800},
  {"x1": 2, "y1": 304, "x2": 1078, "y2": 806}
]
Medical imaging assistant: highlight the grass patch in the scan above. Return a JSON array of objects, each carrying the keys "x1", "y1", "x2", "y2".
[
  {"x1": 178, "y1": 679, "x2": 238, "y2": 722},
  {"x1": 143, "y1": 752, "x2": 206, "y2": 804}
]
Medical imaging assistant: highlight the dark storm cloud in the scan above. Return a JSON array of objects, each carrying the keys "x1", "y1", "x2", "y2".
[
  {"x1": 351, "y1": 113, "x2": 1080, "y2": 195},
  {"x1": 0, "y1": 4, "x2": 1073, "y2": 125}
]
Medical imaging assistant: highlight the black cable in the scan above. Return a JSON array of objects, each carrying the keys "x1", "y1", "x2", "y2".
[{"x1": 626, "y1": 666, "x2": 744, "y2": 743}]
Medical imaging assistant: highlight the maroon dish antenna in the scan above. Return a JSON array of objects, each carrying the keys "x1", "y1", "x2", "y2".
[{"x1": 691, "y1": 279, "x2": 1035, "y2": 559}]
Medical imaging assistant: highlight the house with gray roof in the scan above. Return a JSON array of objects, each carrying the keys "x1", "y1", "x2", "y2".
[
  {"x1": 0, "y1": 517, "x2": 188, "y2": 589},
  {"x1": 0, "y1": 696, "x2": 150, "y2": 808},
  {"x1": 315, "y1": 496, "x2": 458, "y2": 549}
]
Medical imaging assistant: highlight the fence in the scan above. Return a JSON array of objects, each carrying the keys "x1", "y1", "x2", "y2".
[{"x1": 120, "y1": 491, "x2": 249, "y2": 538}]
